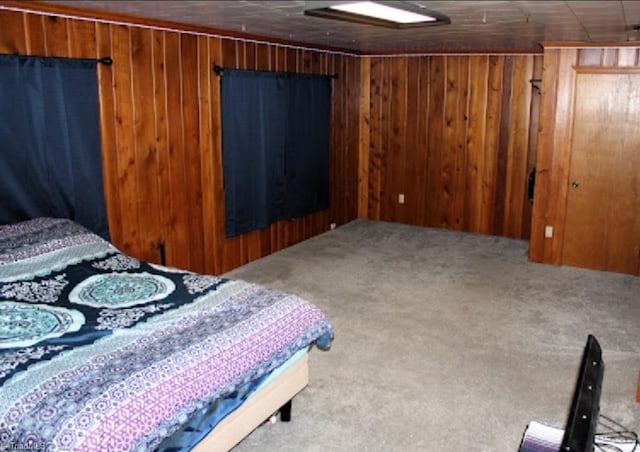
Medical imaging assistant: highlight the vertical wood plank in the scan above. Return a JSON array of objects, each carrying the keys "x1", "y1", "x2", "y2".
[
  {"x1": 503, "y1": 55, "x2": 533, "y2": 238},
  {"x1": 151, "y1": 29, "x2": 171, "y2": 266},
  {"x1": 368, "y1": 58, "x2": 382, "y2": 220},
  {"x1": 344, "y1": 54, "x2": 360, "y2": 226},
  {"x1": 451, "y1": 56, "x2": 469, "y2": 230},
  {"x1": 164, "y1": 31, "x2": 192, "y2": 270},
  {"x1": 416, "y1": 56, "x2": 430, "y2": 227},
  {"x1": 357, "y1": 57, "x2": 371, "y2": 219},
  {"x1": 24, "y1": 14, "x2": 46, "y2": 55},
  {"x1": 301, "y1": 48, "x2": 312, "y2": 73},
  {"x1": 379, "y1": 58, "x2": 392, "y2": 221},
  {"x1": 493, "y1": 56, "x2": 514, "y2": 236},
  {"x1": 334, "y1": 53, "x2": 347, "y2": 227},
  {"x1": 95, "y1": 22, "x2": 122, "y2": 245},
  {"x1": 181, "y1": 33, "x2": 205, "y2": 272},
  {"x1": 545, "y1": 48, "x2": 578, "y2": 264},
  {"x1": 130, "y1": 26, "x2": 160, "y2": 263},
  {"x1": 522, "y1": 55, "x2": 543, "y2": 240},
  {"x1": 404, "y1": 56, "x2": 420, "y2": 225},
  {"x1": 481, "y1": 56, "x2": 503, "y2": 234},
  {"x1": 273, "y1": 45, "x2": 285, "y2": 71},
  {"x1": 209, "y1": 37, "x2": 225, "y2": 274},
  {"x1": 529, "y1": 49, "x2": 560, "y2": 262},
  {"x1": 427, "y1": 56, "x2": 445, "y2": 227},
  {"x1": 465, "y1": 55, "x2": 489, "y2": 232},
  {"x1": 441, "y1": 56, "x2": 459, "y2": 228},
  {"x1": 255, "y1": 43, "x2": 270, "y2": 71},
  {"x1": 110, "y1": 24, "x2": 139, "y2": 256},
  {"x1": 244, "y1": 41, "x2": 256, "y2": 69},
  {"x1": 42, "y1": 15, "x2": 69, "y2": 57},
  {"x1": 0, "y1": 10, "x2": 27, "y2": 54},
  {"x1": 67, "y1": 19, "x2": 96, "y2": 58},
  {"x1": 390, "y1": 57, "x2": 407, "y2": 223}
]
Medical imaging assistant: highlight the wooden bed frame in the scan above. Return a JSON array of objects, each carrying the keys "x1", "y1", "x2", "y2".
[{"x1": 193, "y1": 353, "x2": 310, "y2": 451}]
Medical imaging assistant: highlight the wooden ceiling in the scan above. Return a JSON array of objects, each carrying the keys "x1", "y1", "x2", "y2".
[{"x1": 23, "y1": 1, "x2": 640, "y2": 53}]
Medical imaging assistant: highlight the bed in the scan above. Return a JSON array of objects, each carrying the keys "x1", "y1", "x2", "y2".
[{"x1": 0, "y1": 217, "x2": 333, "y2": 451}]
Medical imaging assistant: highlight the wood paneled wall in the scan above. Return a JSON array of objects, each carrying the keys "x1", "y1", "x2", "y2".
[
  {"x1": 529, "y1": 44, "x2": 640, "y2": 265},
  {"x1": 0, "y1": 6, "x2": 360, "y2": 274},
  {"x1": 11, "y1": 6, "x2": 635, "y2": 274},
  {"x1": 359, "y1": 54, "x2": 542, "y2": 239}
]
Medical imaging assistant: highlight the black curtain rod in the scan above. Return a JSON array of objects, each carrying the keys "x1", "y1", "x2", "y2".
[
  {"x1": 0, "y1": 53, "x2": 113, "y2": 66},
  {"x1": 213, "y1": 64, "x2": 338, "y2": 79}
]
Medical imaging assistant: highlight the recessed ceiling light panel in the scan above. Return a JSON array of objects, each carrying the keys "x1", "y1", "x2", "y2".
[
  {"x1": 331, "y1": 2, "x2": 435, "y2": 24},
  {"x1": 304, "y1": 1, "x2": 450, "y2": 29}
]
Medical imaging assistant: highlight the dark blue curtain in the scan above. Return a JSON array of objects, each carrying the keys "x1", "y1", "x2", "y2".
[
  {"x1": 221, "y1": 69, "x2": 331, "y2": 238},
  {"x1": 0, "y1": 54, "x2": 109, "y2": 240},
  {"x1": 221, "y1": 71, "x2": 287, "y2": 237},
  {"x1": 284, "y1": 74, "x2": 330, "y2": 220}
]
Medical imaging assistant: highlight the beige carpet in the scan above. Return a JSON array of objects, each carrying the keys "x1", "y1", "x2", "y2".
[{"x1": 225, "y1": 219, "x2": 640, "y2": 451}]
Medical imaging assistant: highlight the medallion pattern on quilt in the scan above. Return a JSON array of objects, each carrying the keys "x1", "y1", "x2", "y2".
[
  {"x1": 183, "y1": 274, "x2": 223, "y2": 294},
  {"x1": 96, "y1": 303, "x2": 173, "y2": 330},
  {"x1": 0, "y1": 344, "x2": 66, "y2": 380},
  {"x1": 0, "y1": 274, "x2": 68, "y2": 304},
  {"x1": 69, "y1": 272, "x2": 176, "y2": 308},
  {"x1": 92, "y1": 253, "x2": 140, "y2": 271},
  {"x1": 0, "y1": 302, "x2": 85, "y2": 348}
]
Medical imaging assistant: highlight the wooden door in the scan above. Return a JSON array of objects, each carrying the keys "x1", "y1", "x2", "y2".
[{"x1": 562, "y1": 71, "x2": 640, "y2": 275}]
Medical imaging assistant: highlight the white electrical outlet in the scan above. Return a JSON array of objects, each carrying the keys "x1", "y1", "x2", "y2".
[
  {"x1": 398, "y1": 193, "x2": 405, "y2": 204},
  {"x1": 544, "y1": 225, "x2": 553, "y2": 238},
  {"x1": 330, "y1": 222, "x2": 336, "y2": 230}
]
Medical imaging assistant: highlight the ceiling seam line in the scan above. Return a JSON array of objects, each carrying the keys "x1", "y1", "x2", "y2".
[{"x1": 565, "y1": 0, "x2": 592, "y2": 42}]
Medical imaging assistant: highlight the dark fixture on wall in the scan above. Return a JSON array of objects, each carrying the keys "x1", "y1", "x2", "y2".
[
  {"x1": 528, "y1": 167, "x2": 536, "y2": 204},
  {"x1": 304, "y1": 1, "x2": 450, "y2": 29},
  {"x1": 529, "y1": 78, "x2": 541, "y2": 93}
]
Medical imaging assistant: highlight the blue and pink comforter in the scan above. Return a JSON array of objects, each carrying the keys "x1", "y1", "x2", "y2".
[{"x1": 0, "y1": 218, "x2": 333, "y2": 451}]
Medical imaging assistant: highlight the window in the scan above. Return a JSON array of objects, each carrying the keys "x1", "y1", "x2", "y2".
[
  {"x1": 220, "y1": 69, "x2": 331, "y2": 237},
  {"x1": 0, "y1": 54, "x2": 109, "y2": 239}
]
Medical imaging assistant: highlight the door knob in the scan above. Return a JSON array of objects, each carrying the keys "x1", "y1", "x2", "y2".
[{"x1": 571, "y1": 181, "x2": 580, "y2": 189}]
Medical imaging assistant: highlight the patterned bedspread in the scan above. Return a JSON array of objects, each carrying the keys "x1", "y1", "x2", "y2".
[{"x1": 0, "y1": 218, "x2": 333, "y2": 451}]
